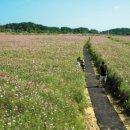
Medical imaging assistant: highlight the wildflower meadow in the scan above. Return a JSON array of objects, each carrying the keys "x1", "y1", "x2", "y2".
[
  {"x1": 88, "y1": 36, "x2": 130, "y2": 110},
  {"x1": 0, "y1": 34, "x2": 88, "y2": 130}
]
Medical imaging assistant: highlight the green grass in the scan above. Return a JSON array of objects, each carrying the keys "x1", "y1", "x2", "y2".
[
  {"x1": 87, "y1": 36, "x2": 130, "y2": 111},
  {"x1": 108, "y1": 35, "x2": 130, "y2": 46},
  {"x1": 0, "y1": 35, "x2": 88, "y2": 129}
]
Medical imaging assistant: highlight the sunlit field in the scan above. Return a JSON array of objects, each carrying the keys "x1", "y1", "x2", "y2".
[
  {"x1": 108, "y1": 35, "x2": 130, "y2": 46},
  {"x1": 89, "y1": 36, "x2": 130, "y2": 109},
  {"x1": 0, "y1": 34, "x2": 88, "y2": 129},
  {"x1": 90, "y1": 36, "x2": 130, "y2": 84},
  {"x1": 112, "y1": 35, "x2": 130, "y2": 43}
]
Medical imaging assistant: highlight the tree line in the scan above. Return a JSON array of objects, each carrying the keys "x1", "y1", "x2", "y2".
[
  {"x1": 0, "y1": 22, "x2": 130, "y2": 35},
  {"x1": 0, "y1": 22, "x2": 99, "y2": 34},
  {"x1": 101, "y1": 28, "x2": 130, "y2": 35}
]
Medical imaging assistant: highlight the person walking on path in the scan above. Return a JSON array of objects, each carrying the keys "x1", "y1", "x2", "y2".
[{"x1": 97, "y1": 61, "x2": 107, "y2": 87}]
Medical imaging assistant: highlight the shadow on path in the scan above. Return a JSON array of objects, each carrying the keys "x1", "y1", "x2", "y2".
[{"x1": 83, "y1": 44, "x2": 126, "y2": 130}]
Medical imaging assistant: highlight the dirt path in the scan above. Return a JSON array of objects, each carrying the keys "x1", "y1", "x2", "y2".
[{"x1": 83, "y1": 45, "x2": 126, "y2": 130}]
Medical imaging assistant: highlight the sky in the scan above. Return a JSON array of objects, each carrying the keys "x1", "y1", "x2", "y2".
[{"x1": 0, "y1": 0, "x2": 130, "y2": 31}]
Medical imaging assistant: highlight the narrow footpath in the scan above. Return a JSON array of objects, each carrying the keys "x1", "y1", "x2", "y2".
[{"x1": 83, "y1": 45, "x2": 126, "y2": 130}]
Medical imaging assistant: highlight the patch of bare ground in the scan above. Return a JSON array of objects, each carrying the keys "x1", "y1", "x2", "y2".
[{"x1": 84, "y1": 88, "x2": 100, "y2": 130}]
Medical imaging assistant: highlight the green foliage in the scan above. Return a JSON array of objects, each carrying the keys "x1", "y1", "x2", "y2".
[
  {"x1": 61, "y1": 27, "x2": 73, "y2": 34},
  {"x1": 73, "y1": 27, "x2": 89, "y2": 34},
  {"x1": 86, "y1": 37, "x2": 130, "y2": 112},
  {"x1": 102, "y1": 28, "x2": 130, "y2": 35},
  {"x1": 89, "y1": 29, "x2": 99, "y2": 34},
  {"x1": 0, "y1": 35, "x2": 87, "y2": 129},
  {"x1": 108, "y1": 36, "x2": 130, "y2": 46},
  {"x1": 1, "y1": 23, "x2": 130, "y2": 35},
  {"x1": 0, "y1": 22, "x2": 60, "y2": 34},
  {"x1": 0, "y1": 22, "x2": 99, "y2": 34}
]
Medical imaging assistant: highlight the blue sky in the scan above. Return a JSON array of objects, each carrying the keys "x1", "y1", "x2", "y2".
[{"x1": 0, "y1": 0, "x2": 130, "y2": 31}]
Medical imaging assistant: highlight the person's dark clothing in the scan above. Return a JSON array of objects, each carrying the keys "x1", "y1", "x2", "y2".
[
  {"x1": 100, "y1": 65, "x2": 107, "y2": 76},
  {"x1": 79, "y1": 60, "x2": 85, "y2": 71}
]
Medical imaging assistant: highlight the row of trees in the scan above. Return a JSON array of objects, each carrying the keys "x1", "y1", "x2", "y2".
[
  {"x1": 101, "y1": 28, "x2": 130, "y2": 35},
  {"x1": 0, "y1": 22, "x2": 130, "y2": 35},
  {"x1": 0, "y1": 22, "x2": 99, "y2": 34}
]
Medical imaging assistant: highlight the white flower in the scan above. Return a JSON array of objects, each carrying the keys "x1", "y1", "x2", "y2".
[
  {"x1": 8, "y1": 122, "x2": 11, "y2": 125},
  {"x1": 13, "y1": 120, "x2": 16, "y2": 123},
  {"x1": 125, "y1": 80, "x2": 128, "y2": 83}
]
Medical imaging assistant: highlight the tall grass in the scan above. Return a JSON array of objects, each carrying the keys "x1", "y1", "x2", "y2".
[
  {"x1": 87, "y1": 36, "x2": 130, "y2": 112},
  {"x1": 107, "y1": 35, "x2": 130, "y2": 46},
  {"x1": 0, "y1": 35, "x2": 88, "y2": 129}
]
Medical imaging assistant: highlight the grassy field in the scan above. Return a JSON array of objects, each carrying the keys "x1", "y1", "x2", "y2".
[
  {"x1": 108, "y1": 35, "x2": 130, "y2": 45},
  {"x1": 0, "y1": 34, "x2": 88, "y2": 129},
  {"x1": 88, "y1": 36, "x2": 130, "y2": 110},
  {"x1": 112, "y1": 35, "x2": 130, "y2": 43}
]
